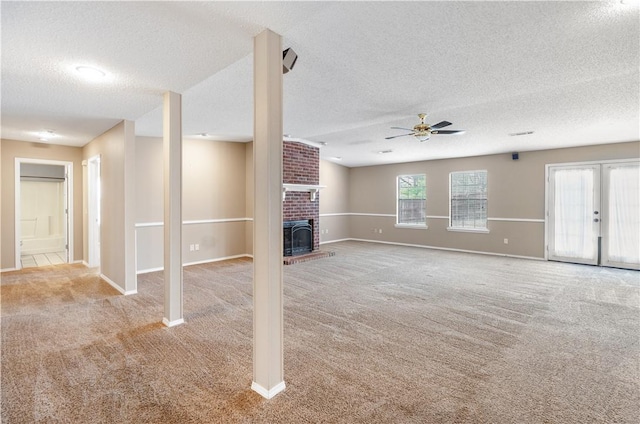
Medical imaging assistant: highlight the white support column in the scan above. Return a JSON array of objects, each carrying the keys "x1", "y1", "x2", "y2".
[
  {"x1": 162, "y1": 91, "x2": 184, "y2": 327},
  {"x1": 123, "y1": 120, "x2": 137, "y2": 294},
  {"x1": 251, "y1": 29, "x2": 285, "y2": 399}
]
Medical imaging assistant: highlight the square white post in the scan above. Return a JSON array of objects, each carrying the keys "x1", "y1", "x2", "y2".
[
  {"x1": 163, "y1": 91, "x2": 184, "y2": 327},
  {"x1": 251, "y1": 29, "x2": 285, "y2": 399}
]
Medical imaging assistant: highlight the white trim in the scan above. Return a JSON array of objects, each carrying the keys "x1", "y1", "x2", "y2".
[
  {"x1": 72, "y1": 260, "x2": 84, "y2": 265},
  {"x1": 348, "y1": 238, "x2": 543, "y2": 261},
  {"x1": 283, "y1": 136, "x2": 323, "y2": 149},
  {"x1": 320, "y1": 213, "x2": 541, "y2": 223},
  {"x1": 15, "y1": 158, "x2": 74, "y2": 270},
  {"x1": 100, "y1": 273, "x2": 137, "y2": 295},
  {"x1": 135, "y1": 218, "x2": 253, "y2": 228},
  {"x1": 162, "y1": 318, "x2": 185, "y2": 327},
  {"x1": 185, "y1": 218, "x2": 250, "y2": 225},
  {"x1": 320, "y1": 238, "x2": 352, "y2": 245},
  {"x1": 545, "y1": 158, "x2": 640, "y2": 168},
  {"x1": 0, "y1": 268, "x2": 18, "y2": 273},
  {"x1": 87, "y1": 155, "x2": 101, "y2": 269},
  {"x1": 488, "y1": 218, "x2": 545, "y2": 223},
  {"x1": 447, "y1": 227, "x2": 490, "y2": 233},
  {"x1": 137, "y1": 267, "x2": 164, "y2": 275},
  {"x1": 282, "y1": 183, "x2": 325, "y2": 201},
  {"x1": 394, "y1": 224, "x2": 428, "y2": 230},
  {"x1": 136, "y1": 254, "x2": 253, "y2": 275},
  {"x1": 184, "y1": 254, "x2": 252, "y2": 267},
  {"x1": 81, "y1": 260, "x2": 90, "y2": 267},
  {"x1": 251, "y1": 381, "x2": 286, "y2": 399},
  {"x1": 135, "y1": 222, "x2": 164, "y2": 228},
  {"x1": 349, "y1": 213, "x2": 395, "y2": 217}
]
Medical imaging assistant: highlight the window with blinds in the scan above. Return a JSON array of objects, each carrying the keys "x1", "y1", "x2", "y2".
[
  {"x1": 449, "y1": 170, "x2": 488, "y2": 230},
  {"x1": 397, "y1": 174, "x2": 426, "y2": 226}
]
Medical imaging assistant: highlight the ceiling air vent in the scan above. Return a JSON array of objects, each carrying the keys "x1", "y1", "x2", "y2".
[{"x1": 509, "y1": 131, "x2": 534, "y2": 137}]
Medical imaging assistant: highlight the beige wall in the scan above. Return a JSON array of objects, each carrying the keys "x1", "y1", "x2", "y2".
[
  {"x1": 83, "y1": 121, "x2": 136, "y2": 292},
  {"x1": 1, "y1": 139, "x2": 83, "y2": 269},
  {"x1": 319, "y1": 159, "x2": 351, "y2": 243},
  {"x1": 135, "y1": 137, "x2": 250, "y2": 272},
  {"x1": 245, "y1": 142, "x2": 254, "y2": 255},
  {"x1": 345, "y1": 141, "x2": 640, "y2": 258}
]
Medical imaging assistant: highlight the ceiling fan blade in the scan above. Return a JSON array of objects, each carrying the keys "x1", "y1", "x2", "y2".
[
  {"x1": 432, "y1": 130, "x2": 465, "y2": 135},
  {"x1": 385, "y1": 133, "x2": 415, "y2": 140},
  {"x1": 431, "y1": 121, "x2": 452, "y2": 129},
  {"x1": 390, "y1": 126, "x2": 415, "y2": 131}
]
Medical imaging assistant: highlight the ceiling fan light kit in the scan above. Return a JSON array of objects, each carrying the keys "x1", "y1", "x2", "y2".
[{"x1": 386, "y1": 114, "x2": 465, "y2": 142}]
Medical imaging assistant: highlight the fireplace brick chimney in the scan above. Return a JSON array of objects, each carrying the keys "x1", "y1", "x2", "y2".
[{"x1": 283, "y1": 140, "x2": 320, "y2": 251}]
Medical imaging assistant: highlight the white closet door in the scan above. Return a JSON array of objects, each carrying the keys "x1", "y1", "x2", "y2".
[
  {"x1": 602, "y1": 162, "x2": 640, "y2": 270},
  {"x1": 548, "y1": 164, "x2": 601, "y2": 265}
]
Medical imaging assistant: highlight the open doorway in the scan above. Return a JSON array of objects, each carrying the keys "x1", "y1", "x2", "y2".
[{"x1": 15, "y1": 158, "x2": 73, "y2": 269}]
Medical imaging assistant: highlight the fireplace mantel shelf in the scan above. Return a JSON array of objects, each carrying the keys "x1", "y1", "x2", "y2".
[{"x1": 282, "y1": 183, "x2": 326, "y2": 201}]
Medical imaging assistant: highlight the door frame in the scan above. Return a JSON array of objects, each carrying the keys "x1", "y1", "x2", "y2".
[
  {"x1": 544, "y1": 158, "x2": 639, "y2": 265},
  {"x1": 87, "y1": 155, "x2": 101, "y2": 268},
  {"x1": 601, "y1": 161, "x2": 640, "y2": 270},
  {"x1": 14, "y1": 158, "x2": 74, "y2": 269}
]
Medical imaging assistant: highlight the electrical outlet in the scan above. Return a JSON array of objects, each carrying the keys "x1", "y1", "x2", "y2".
[
  {"x1": 378, "y1": 229, "x2": 383, "y2": 234},
  {"x1": 326, "y1": 229, "x2": 329, "y2": 234},
  {"x1": 504, "y1": 238, "x2": 509, "y2": 245},
  {"x1": 189, "y1": 244, "x2": 194, "y2": 251},
  {"x1": 195, "y1": 244, "x2": 200, "y2": 251}
]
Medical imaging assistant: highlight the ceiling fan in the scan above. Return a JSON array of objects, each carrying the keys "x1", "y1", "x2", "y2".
[{"x1": 386, "y1": 113, "x2": 465, "y2": 142}]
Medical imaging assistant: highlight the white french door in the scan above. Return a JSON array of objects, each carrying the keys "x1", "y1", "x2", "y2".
[
  {"x1": 601, "y1": 162, "x2": 640, "y2": 269},
  {"x1": 547, "y1": 160, "x2": 639, "y2": 270}
]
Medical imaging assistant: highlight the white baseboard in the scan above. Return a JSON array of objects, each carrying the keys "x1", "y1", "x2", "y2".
[
  {"x1": 183, "y1": 254, "x2": 252, "y2": 267},
  {"x1": 320, "y1": 238, "x2": 351, "y2": 245},
  {"x1": 0, "y1": 267, "x2": 18, "y2": 273},
  {"x1": 136, "y1": 254, "x2": 253, "y2": 275},
  {"x1": 347, "y1": 238, "x2": 544, "y2": 261},
  {"x1": 162, "y1": 317, "x2": 185, "y2": 327},
  {"x1": 251, "y1": 381, "x2": 286, "y2": 399},
  {"x1": 136, "y1": 266, "x2": 164, "y2": 275},
  {"x1": 100, "y1": 273, "x2": 137, "y2": 295}
]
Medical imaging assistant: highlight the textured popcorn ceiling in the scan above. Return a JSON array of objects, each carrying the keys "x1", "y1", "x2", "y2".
[{"x1": 2, "y1": 1, "x2": 638, "y2": 167}]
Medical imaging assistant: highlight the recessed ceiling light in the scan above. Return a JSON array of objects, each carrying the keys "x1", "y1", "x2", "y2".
[
  {"x1": 75, "y1": 66, "x2": 106, "y2": 81},
  {"x1": 199, "y1": 133, "x2": 210, "y2": 137},
  {"x1": 331, "y1": 156, "x2": 342, "y2": 161}
]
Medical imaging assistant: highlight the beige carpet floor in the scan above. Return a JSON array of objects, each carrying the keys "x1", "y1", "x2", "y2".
[{"x1": 1, "y1": 241, "x2": 639, "y2": 423}]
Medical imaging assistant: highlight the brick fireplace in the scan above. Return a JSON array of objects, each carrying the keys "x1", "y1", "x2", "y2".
[{"x1": 283, "y1": 140, "x2": 320, "y2": 254}]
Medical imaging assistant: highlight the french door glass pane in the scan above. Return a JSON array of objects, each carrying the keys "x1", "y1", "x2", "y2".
[
  {"x1": 607, "y1": 165, "x2": 640, "y2": 264},
  {"x1": 553, "y1": 169, "x2": 595, "y2": 259}
]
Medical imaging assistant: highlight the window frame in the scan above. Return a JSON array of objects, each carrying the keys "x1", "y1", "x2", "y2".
[
  {"x1": 395, "y1": 174, "x2": 428, "y2": 229},
  {"x1": 448, "y1": 170, "x2": 489, "y2": 233}
]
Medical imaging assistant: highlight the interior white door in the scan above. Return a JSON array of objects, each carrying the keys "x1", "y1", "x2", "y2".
[
  {"x1": 548, "y1": 164, "x2": 601, "y2": 265},
  {"x1": 601, "y1": 162, "x2": 640, "y2": 270}
]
